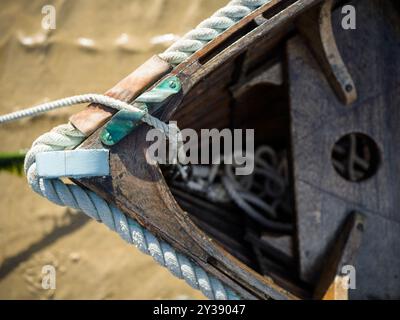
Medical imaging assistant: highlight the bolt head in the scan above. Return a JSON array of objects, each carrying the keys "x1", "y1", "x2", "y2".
[{"x1": 169, "y1": 80, "x2": 177, "y2": 89}]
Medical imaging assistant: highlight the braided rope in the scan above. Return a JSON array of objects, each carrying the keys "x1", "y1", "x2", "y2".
[
  {"x1": 0, "y1": 0, "x2": 274, "y2": 300},
  {"x1": 0, "y1": 93, "x2": 181, "y2": 154},
  {"x1": 14, "y1": 100, "x2": 237, "y2": 298},
  {"x1": 159, "y1": 0, "x2": 270, "y2": 65},
  {"x1": 0, "y1": 94, "x2": 142, "y2": 124},
  {"x1": 24, "y1": 123, "x2": 240, "y2": 300}
]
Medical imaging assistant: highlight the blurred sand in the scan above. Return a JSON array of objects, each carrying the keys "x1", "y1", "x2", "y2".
[{"x1": 0, "y1": 0, "x2": 226, "y2": 299}]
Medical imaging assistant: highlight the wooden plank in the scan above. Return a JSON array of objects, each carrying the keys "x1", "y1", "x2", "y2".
[
  {"x1": 297, "y1": 0, "x2": 357, "y2": 105},
  {"x1": 288, "y1": 0, "x2": 400, "y2": 299},
  {"x1": 69, "y1": 55, "x2": 172, "y2": 136},
  {"x1": 314, "y1": 212, "x2": 364, "y2": 300},
  {"x1": 76, "y1": 125, "x2": 296, "y2": 300}
]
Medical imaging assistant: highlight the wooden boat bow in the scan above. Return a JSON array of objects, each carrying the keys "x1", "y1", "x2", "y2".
[{"x1": 71, "y1": 0, "x2": 323, "y2": 299}]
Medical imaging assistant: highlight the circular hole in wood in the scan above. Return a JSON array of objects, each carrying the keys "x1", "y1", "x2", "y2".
[{"x1": 331, "y1": 133, "x2": 380, "y2": 182}]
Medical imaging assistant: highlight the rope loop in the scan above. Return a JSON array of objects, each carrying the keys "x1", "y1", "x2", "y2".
[{"x1": 0, "y1": 0, "x2": 273, "y2": 300}]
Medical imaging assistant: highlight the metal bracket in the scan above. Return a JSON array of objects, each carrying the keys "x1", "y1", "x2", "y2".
[{"x1": 100, "y1": 76, "x2": 181, "y2": 146}]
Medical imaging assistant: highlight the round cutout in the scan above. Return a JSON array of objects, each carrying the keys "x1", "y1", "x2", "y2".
[{"x1": 331, "y1": 133, "x2": 380, "y2": 182}]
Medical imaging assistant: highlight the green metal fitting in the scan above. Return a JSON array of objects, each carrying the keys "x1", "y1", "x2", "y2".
[
  {"x1": 100, "y1": 76, "x2": 181, "y2": 146},
  {"x1": 100, "y1": 107, "x2": 147, "y2": 146}
]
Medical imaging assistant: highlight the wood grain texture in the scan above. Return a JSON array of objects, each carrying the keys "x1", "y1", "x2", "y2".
[
  {"x1": 297, "y1": 0, "x2": 357, "y2": 105},
  {"x1": 288, "y1": 0, "x2": 400, "y2": 299},
  {"x1": 314, "y1": 212, "x2": 364, "y2": 300},
  {"x1": 70, "y1": 55, "x2": 172, "y2": 136}
]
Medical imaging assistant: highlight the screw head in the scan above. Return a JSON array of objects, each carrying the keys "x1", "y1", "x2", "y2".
[
  {"x1": 345, "y1": 84, "x2": 353, "y2": 92},
  {"x1": 104, "y1": 132, "x2": 112, "y2": 141},
  {"x1": 169, "y1": 80, "x2": 177, "y2": 89}
]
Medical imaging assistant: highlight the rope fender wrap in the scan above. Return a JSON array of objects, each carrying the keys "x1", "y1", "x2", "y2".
[
  {"x1": 159, "y1": 0, "x2": 271, "y2": 65},
  {"x1": 1, "y1": 0, "x2": 272, "y2": 299},
  {"x1": 25, "y1": 123, "x2": 240, "y2": 300}
]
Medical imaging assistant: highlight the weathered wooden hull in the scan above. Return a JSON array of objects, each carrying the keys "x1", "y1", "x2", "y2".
[{"x1": 70, "y1": 0, "x2": 400, "y2": 299}]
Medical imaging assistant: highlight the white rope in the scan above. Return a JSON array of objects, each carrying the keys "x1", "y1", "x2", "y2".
[
  {"x1": 0, "y1": 87, "x2": 236, "y2": 299},
  {"x1": 11, "y1": 97, "x2": 236, "y2": 298},
  {"x1": 221, "y1": 147, "x2": 293, "y2": 233},
  {"x1": 24, "y1": 122, "x2": 240, "y2": 300},
  {"x1": 0, "y1": 0, "x2": 274, "y2": 300},
  {"x1": 0, "y1": 93, "x2": 179, "y2": 151},
  {"x1": 0, "y1": 94, "x2": 142, "y2": 124},
  {"x1": 159, "y1": 0, "x2": 271, "y2": 65}
]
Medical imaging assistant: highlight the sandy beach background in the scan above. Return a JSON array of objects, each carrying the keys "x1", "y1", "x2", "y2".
[{"x1": 0, "y1": 0, "x2": 226, "y2": 299}]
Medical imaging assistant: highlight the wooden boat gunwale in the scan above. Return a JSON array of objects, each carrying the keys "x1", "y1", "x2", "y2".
[{"x1": 73, "y1": 0, "x2": 324, "y2": 300}]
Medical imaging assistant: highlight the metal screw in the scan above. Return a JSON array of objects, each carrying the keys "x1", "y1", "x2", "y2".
[{"x1": 169, "y1": 80, "x2": 177, "y2": 89}]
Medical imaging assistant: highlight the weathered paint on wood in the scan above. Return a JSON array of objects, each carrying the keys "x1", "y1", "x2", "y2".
[{"x1": 36, "y1": 149, "x2": 109, "y2": 178}]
